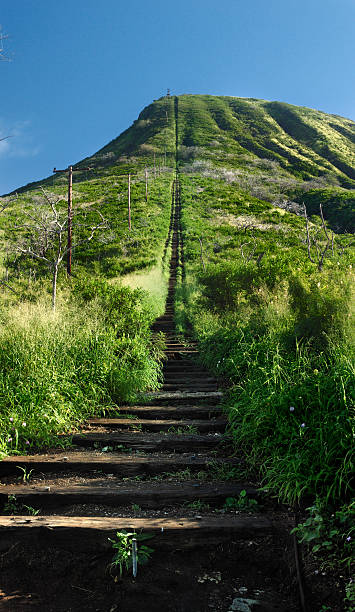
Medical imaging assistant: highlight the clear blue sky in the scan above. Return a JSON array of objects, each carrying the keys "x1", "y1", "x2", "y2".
[{"x1": 1, "y1": 0, "x2": 354, "y2": 194}]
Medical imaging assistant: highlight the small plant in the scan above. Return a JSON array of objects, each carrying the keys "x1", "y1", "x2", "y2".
[
  {"x1": 223, "y1": 490, "x2": 259, "y2": 511},
  {"x1": 131, "y1": 504, "x2": 141, "y2": 513},
  {"x1": 2, "y1": 495, "x2": 40, "y2": 516},
  {"x1": 3, "y1": 494, "x2": 20, "y2": 514},
  {"x1": 167, "y1": 425, "x2": 199, "y2": 435},
  {"x1": 185, "y1": 499, "x2": 210, "y2": 511},
  {"x1": 23, "y1": 504, "x2": 40, "y2": 516},
  {"x1": 207, "y1": 460, "x2": 242, "y2": 481},
  {"x1": 291, "y1": 502, "x2": 354, "y2": 570},
  {"x1": 108, "y1": 530, "x2": 154, "y2": 578},
  {"x1": 344, "y1": 579, "x2": 355, "y2": 610},
  {"x1": 16, "y1": 466, "x2": 34, "y2": 483}
]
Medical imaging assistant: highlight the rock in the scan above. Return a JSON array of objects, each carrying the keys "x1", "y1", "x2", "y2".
[{"x1": 228, "y1": 598, "x2": 286, "y2": 612}]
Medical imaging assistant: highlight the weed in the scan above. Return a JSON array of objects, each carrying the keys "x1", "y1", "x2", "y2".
[
  {"x1": 185, "y1": 499, "x2": 210, "y2": 511},
  {"x1": 2, "y1": 495, "x2": 40, "y2": 516},
  {"x1": 223, "y1": 491, "x2": 259, "y2": 512},
  {"x1": 167, "y1": 425, "x2": 199, "y2": 435},
  {"x1": 3, "y1": 494, "x2": 20, "y2": 514},
  {"x1": 207, "y1": 461, "x2": 242, "y2": 481},
  {"x1": 16, "y1": 466, "x2": 34, "y2": 484},
  {"x1": 131, "y1": 504, "x2": 141, "y2": 513},
  {"x1": 100, "y1": 446, "x2": 114, "y2": 453},
  {"x1": 23, "y1": 505, "x2": 40, "y2": 516},
  {"x1": 344, "y1": 579, "x2": 355, "y2": 610},
  {"x1": 292, "y1": 502, "x2": 354, "y2": 571},
  {"x1": 108, "y1": 530, "x2": 154, "y2": 578}
]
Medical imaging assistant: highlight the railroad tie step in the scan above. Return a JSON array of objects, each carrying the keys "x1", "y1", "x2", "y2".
[
  {"x1": 70, "y1": 431, "x2": 228, "y2": 452},
  {"x1": 86, "y1": 418, "x2": 227, "y2": 432},
  {"x1": 0, "y1": 453, "x2": 239, "y2": 477},
  {"x1": 0, "y1": 515, "x2": 273, "y2": 552},
  {"x1": 107, "y1": 405, "x2": 223, "y2": 419},
  {"x1": 145, "y1": 391, "x2": 223, "y2": 404},
  {"x1": 0, "y1": 482, "x2": 259, "y2": 511}
]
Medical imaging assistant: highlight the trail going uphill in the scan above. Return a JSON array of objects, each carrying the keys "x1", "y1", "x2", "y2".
[{"x1": 0, "y1": 179, "x2": 300, "y2": 610}]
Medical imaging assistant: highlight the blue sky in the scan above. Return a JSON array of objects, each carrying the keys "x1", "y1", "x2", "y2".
[{"x1": 1, "y1": 0, "x2": 354, "y2": 194}]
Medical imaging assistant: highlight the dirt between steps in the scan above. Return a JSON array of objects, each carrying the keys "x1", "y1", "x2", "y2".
[
  {"x1": 0, "y1": 519, "x2": 346, "y2": 612},
  {"x1": 0, "y1": 529, "x2": 299, "y2": 612}
]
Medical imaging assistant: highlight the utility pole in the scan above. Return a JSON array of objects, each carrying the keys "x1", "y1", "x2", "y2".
[
  {"x1": 153, "y1": 152, "x2": 156, "y2": 179},
  {"x1": 145, "y1": 168, "x2": 148, "y2": 202},
  {"x1": 128, "y1": 173, "x2": 131, "y2": 231},
  {"x1": 53, "y1": 165, "x2": 91, "y2": 275}
]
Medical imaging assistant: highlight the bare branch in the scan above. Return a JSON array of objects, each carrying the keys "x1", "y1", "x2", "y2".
[
  {"x1": 15, "y1": 246, "x2": 51, "y2": 266},
  {"x1": 0, "y1": 279, "x2": 19, "y2": 294},
  {"x1": 319, "y1": 203, "x2": 330, "y2": 241},
  {"x1": 304, "y1": 203, "x2": 316, "y2": 264}
]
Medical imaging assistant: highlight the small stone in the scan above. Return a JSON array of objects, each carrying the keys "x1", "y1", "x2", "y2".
[
  {"x1": 44, "y1": 486, "x2": 51, "y2": 492},
  {"x1": 195, "y1": 515, "x2": 202, "y2": 520}
]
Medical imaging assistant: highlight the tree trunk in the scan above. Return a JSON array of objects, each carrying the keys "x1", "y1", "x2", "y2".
[{"x1": 52, "y1": 265, "x2": 58, "y2": 310}]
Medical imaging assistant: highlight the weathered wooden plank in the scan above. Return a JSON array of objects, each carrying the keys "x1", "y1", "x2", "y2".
[
  {"x1": 86, "y1": 418, "x2": 227, "y2": 432},
  {"x1": 70, "y1": 431, "x2": 227, "y2": 451},
  {"x1": 0, "y1": 482, "x2": 259, "y2": 509},
  {"x1": 0, "y1": 515, "x2": 272, "y2": 551},
  {"x1": 0, "y1": 453, "x2": 239, "y2": 476},
  {"x1": 113, "y1": 406, "x2": 222, "y2": 418},
  {"x1": 146, "y1": 391, "x2": 223, "y2": 400}
]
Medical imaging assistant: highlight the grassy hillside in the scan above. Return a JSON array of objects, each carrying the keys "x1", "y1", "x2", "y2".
[
  {"x1": 0, "y1": 96, "x2": 176, "y2": 458},
  {"x1": 176, "y1": 95, "x2": 355, "y2": 231},
  {"x1": 0, "y1": 95, "x2": 354, "y2": 601}
]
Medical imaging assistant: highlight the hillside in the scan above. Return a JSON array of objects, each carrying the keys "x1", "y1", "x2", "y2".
[
  {"x1": 6, "y1": 94, "x2": 355, "y2": 235},
  {"x1": 0, "y1": 95, "x2": 354, "y2": 610}
]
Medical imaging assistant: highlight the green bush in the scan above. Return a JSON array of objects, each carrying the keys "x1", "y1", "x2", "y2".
[
  {"x1": 0, "y1": 283, "x2": 163, "y2": 457},
  {"x1": 289, "y1": 270, "x2": 353, "y2": 347}
]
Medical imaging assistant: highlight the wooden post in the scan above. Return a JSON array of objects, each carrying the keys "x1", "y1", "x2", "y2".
[
  {"x1": 145, "y1": 168, "x2": 148, "y2": 202},
  {"x1": 128, "y1": 173, "x2": 131, "y2": 231},
  {"x1": 67, "y1": 165, "x2": 73, "y2": 275},
  {"x1": 53, "y1": 165, "x2": 91, "y2": 276}
]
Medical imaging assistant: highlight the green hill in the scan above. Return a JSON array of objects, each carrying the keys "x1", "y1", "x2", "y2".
[{"x1": 0, "y1": 94, "x2": 353, "y2": 518}]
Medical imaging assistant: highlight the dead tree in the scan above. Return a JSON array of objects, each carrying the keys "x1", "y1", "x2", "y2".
[
  {"x1": 304, "y1": 203, "x2": 333, "y2": 271},
  {"x1": 13, "y1": 190, "x2": 108, "y2": 309}
]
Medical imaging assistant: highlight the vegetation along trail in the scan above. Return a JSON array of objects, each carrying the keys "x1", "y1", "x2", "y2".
[
  {"x1": 0, "y1": 176, "x2": 299, "y2": 612},
  {"x1": 0, "y1": 94, "x2": 353, "y2": 611}
]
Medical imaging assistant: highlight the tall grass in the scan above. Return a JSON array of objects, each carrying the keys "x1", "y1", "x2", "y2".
[
  {"x1": 0, "y1": 281, "x2": 163, "y2": 458},
  {"x1": 184, "y1": 261, "x2": 354, "y2": 505}
]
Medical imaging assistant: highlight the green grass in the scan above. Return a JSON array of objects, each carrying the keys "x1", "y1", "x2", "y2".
[
  {"x1": 0, "y1": 93, "x2": 354, "y2": 561},
  {"x1": 0, "y1": 280, "x2": 164, "y2": 458}
]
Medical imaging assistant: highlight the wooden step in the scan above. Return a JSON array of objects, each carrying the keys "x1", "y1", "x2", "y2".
[
  {"x1": 163, "y1": 376, "x2": 217, "y2": 383},
  {"x1": 163, "y1": 362, "x2": 202, "y2": 371},
  {"x1": 162, "y1": 384, "x2": 218, "y2": 392},
  {"x1": 70, "y1": 432, "x2": 227, "y2": 452},
  {"x1": 0, "y1": 515, "x2": 273, "y2": 551},
  {"x1": 112, "y1": 405, "x2": 223, "y2": 418},
  {"x1": 0, "y1": 452, "x2": 238, "y2": 477},
  {"x1": 164, "y1": 350, "x2": 199, "y2": 355},
  {"x1": 0, "y1": 482, "x2": 258, "y2": 510},
  {"x1": 145, "y1": 391, "x2": 223, "y2": 403},
  {"x1": 87, "y1": 418, "x2": 227, "y2": 432}
]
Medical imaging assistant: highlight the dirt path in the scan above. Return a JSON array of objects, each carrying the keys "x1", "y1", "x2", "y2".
[{"x1": 0, "y1": 180, "x2": 300, "y2": 611}]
